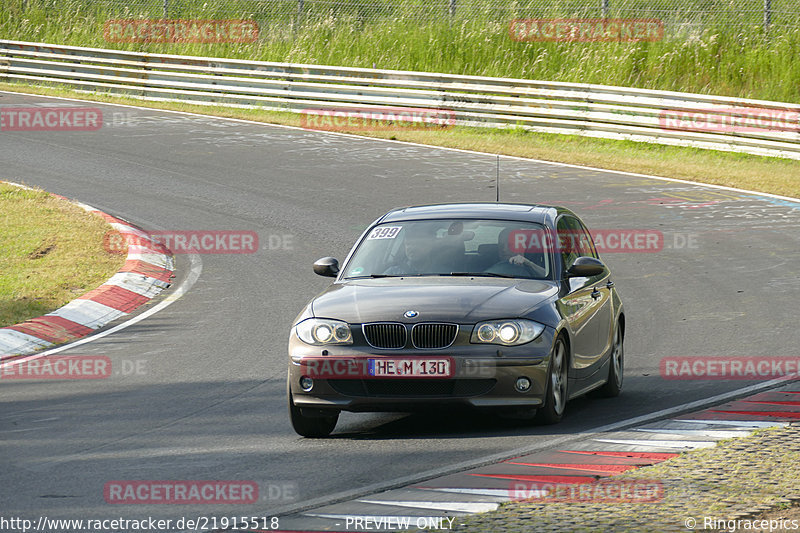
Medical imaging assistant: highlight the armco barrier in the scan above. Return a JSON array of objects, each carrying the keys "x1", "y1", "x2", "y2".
[{"x1": 1, "y1": 39, "x2": 799, "y2": 159}]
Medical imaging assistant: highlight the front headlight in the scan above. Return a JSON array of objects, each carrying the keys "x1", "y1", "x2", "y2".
[
  {"x1": 470, "y1": 319, "x2": 544, "y2": 346},
  {"x1": 295, "y1": 318, "x2": 353, "y2": 345}
]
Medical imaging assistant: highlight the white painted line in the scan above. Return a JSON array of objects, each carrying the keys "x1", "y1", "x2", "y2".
[
  {"x1": 0, "y1": 329, "x2": 52, "y2": 356},
  {"x1": 74, "y1": 201, "x2": 99, "y2": 212},
  {"x1": 127, "y1": 244, "x2": 166, "y2": 255},
  {"x1": 677, "y1": 419, "x2": 787, "y2": 428},
  {"x1": 125, "y1": 252, "x2": 172, "y2": 269},
  {"x1": 593, "y1": 439, "x2": 717, "y2": 449},
  {"x1": 417, "y1": 488, "x2": 513, "y2": 499},
  {"x1": 357, "y1": 500, "x2": 498, "y2": 513},
  {"x1": 48, "y1": 299, "x2": 125, "y2": 329},
  {"x1": 103, "y1": 272, "x2": 170, "y2": 298},
  {"x1": 304, "y1": 513, "x2": 451, "y2": 522},
  {"x1": 633, "y1": 428, "x2": 752, "y2": 438},
  {"x1": 3, "y1": 181, "x2": 36, "y2": 191}
]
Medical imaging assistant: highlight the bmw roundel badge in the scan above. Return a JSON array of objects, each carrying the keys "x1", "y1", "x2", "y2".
[{"x1": 404, "y1": 310, "x2": 419, "y2": 318}]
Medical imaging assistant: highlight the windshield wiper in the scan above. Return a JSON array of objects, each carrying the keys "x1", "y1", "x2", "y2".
[
  {"x1": 347, "y1": 273, "x2": 441, "y2": 279},
  {"x1": 447, "y1": 272, "x2": 519, "y2": 278},
  {"x1": 345, "y1": 274, "x2": 400, "y2": 279}
]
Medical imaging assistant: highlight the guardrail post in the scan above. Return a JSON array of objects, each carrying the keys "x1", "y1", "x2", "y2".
[
  {"x1": 449, "y1": 0, "x2": 456, "y2": 18},
  {"x1": 763, "y1": 0, "x2": 771, "y2": 30},
  {"x1": 162, "y1": 0, "x2": 168, "y2": 18},
  {"x1": 602, "y1": 0, "x2": 609, "y2": 18}
]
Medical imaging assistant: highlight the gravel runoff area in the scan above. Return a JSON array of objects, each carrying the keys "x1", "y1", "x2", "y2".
[{"x1": 453, "y1": 418, "x2": 800, "y2": 531}]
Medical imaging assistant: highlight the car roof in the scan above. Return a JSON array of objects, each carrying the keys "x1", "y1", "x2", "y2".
[{"x1": 378, "y1": 203, "x2": 570, "y2": 225}]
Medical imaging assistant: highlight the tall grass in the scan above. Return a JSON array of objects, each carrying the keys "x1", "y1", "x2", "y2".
[{"x1": 2, "y1": 0, "x2": 799, "y2": 102}]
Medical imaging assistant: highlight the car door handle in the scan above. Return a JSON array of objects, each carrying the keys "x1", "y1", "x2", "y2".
[
  {"x1": 606, "y1": 280, "x2": 614, "y2": 289},
  {"x1": 591, "y1": 288, "x2": 601, "y2": 299}
]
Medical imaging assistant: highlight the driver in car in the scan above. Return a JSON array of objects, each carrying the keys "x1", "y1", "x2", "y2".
[{"x1": 486, "y1": 227, "x2": 545, "y2": 278}]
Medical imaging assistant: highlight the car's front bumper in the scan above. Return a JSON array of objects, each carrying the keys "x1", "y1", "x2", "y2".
[{"x1": 287, "y1": 328, "x2": 556, "y2": 413}]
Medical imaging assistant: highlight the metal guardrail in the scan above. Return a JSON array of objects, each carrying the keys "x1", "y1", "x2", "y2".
[{"x1": 2, "y1": 39, "x2": 799, "y2": 160}]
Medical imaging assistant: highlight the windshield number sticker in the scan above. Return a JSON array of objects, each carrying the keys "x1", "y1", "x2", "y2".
[{"x1": 367, "y1": 226, "x2": 402, "y2": 240}]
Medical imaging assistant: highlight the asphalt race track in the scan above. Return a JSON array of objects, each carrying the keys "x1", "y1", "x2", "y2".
[{"x1": 2, "y1": 91, "x2": 800, "y2": 527}]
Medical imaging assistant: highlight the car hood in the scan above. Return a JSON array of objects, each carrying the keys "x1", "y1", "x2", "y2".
[{"x1": 310, "y1": 277, "x2": 559, "y2": 324}]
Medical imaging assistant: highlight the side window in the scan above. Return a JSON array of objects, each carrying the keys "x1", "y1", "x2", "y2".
[
  {"x1": 557, "y1": 215, "x2": 595, "y2": 272},
  {"x1": 575, "y1": 220, "x2": 599, "y2": 259},
  {"x1": 556, "y1": 216, "x2": 579, "y2": 273}
]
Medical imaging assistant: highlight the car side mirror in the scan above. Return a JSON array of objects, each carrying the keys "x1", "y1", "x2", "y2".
[
  {"x1": 313, "y1": 257, "x2": 340, "y2": 277},
  {"x1": 567, "y1": 256, "x2": 606, "y2": 277}
]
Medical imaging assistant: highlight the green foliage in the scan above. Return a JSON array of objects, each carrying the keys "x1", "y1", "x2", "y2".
[{"x1": 2, "y1": 0, "x2": 799, "y2": 102}]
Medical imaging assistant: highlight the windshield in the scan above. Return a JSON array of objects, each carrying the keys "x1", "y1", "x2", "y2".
[{"x1": 342, "y1": 219, "x2": 552, "y2": 280}]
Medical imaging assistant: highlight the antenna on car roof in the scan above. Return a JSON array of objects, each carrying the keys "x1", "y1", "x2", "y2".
[{"x1": 495, "y1": 155, "x2": 500, "y2": 203}]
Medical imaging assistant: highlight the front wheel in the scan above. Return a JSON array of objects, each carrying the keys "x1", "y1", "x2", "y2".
[
  {"x1": 535, "y1": 335, "x2": 568, "y2": 425},
  {"x1": 597, "y1": 321, "x2": 624, "y2": 398},
  {"x1": 288, "y1": 390, "x2": 339, "y2": 438}
]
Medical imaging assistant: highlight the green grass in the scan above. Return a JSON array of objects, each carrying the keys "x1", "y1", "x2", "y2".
[
  {"x1": 0, "y1": 182, "x2": 126, "y2": 327},
  {"x1": 2, "y1": 0, "x2": 800, "y2": 102}
]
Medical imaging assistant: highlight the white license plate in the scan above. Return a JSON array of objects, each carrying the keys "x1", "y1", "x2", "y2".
[{"x1": 368, "y1": 358, "x2": 453, "y2": 378}]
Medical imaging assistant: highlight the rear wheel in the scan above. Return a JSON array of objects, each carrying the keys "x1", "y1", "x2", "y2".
[
  {"x1": 597, "y1": 321, "x2": 624, "y2": 398},
  {"x1": 535, "y1": 335, "x2": 568, "y2": 424},
  {"x1": 288, "y1": 389, "x2": 339, "y2": 438}
]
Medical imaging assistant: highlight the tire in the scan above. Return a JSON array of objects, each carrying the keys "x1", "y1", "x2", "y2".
[
  {"x1": 597, "y1": 321, "x2": 624, "y2": 398},
  {"x1": 288, "y1": 389, "x2": 339, "y2": 438},
  {"x1": 535, "y1": 335, "x2": 568, "y2": 425}
]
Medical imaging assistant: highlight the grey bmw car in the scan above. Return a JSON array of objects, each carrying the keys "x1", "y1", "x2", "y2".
[{"x1": 288, "y1": 203, "x2": 625, "y2": 437}]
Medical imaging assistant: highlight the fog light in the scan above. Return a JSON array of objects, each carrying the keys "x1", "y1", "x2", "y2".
[
  {"x1": 300, "y1": 376, "x2": 314, "y2": 392},
  {"x1": 515, "y1": 376, "x2": 532, "y2": 393}
]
